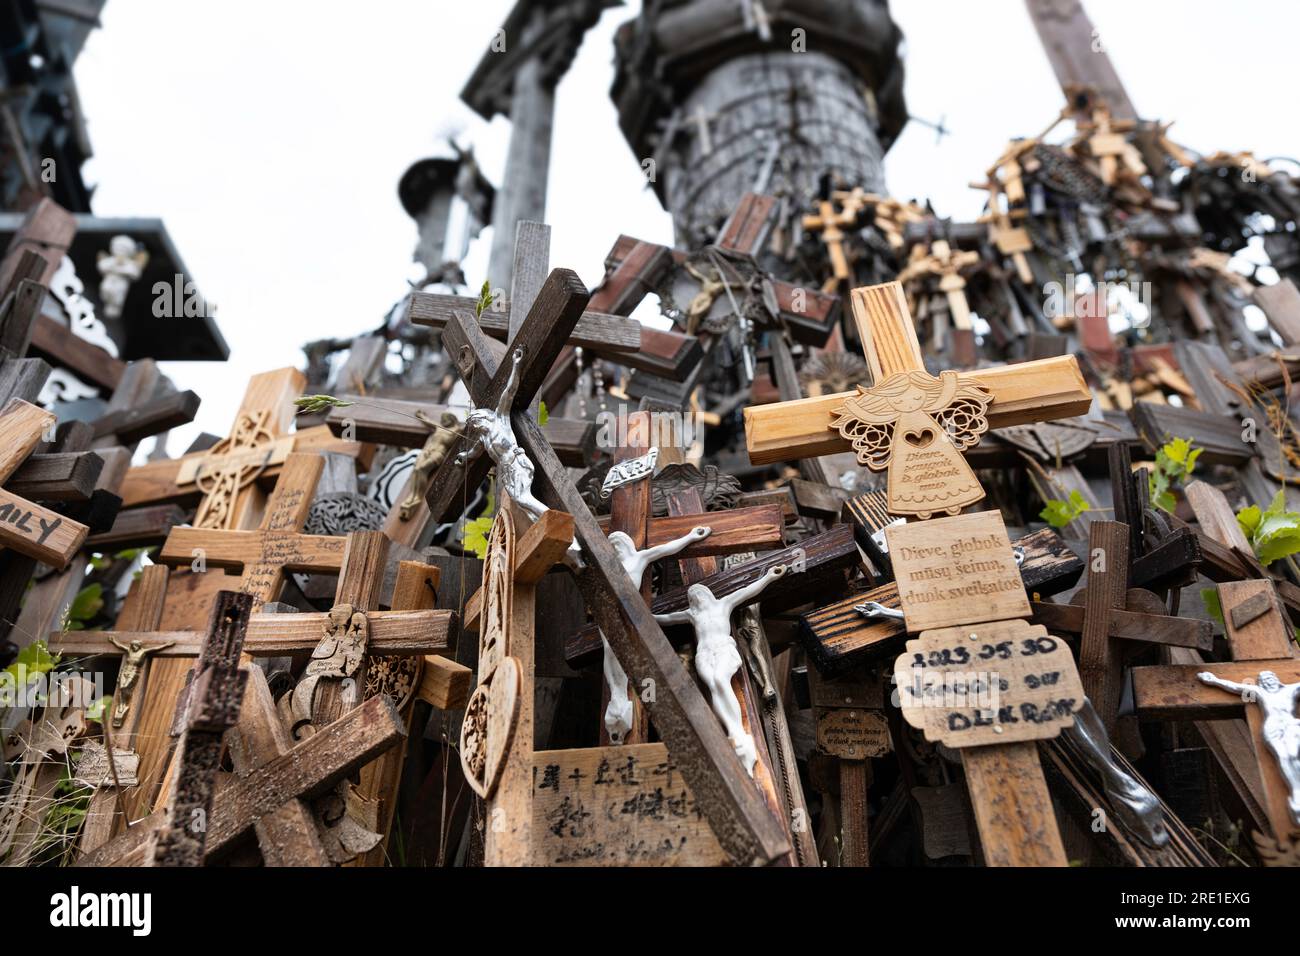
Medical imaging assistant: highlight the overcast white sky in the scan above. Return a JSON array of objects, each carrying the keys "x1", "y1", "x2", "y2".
[{"x1": 73, "y1": 0, "x2": 1300, "y2": 448}]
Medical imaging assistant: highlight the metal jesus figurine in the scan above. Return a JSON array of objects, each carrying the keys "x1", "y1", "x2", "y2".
[
  {"x1": 456, "y1": 347, "x2": 579, "y2": 562},
  {"x1": 108, "y1": 637, "x2": 176, "y2": 728},
  {"x1": 602, "y1": 525, "x2": 712, "y2": 743},
  {"x1": 654, "y1": 564, "x2": 788, "y2": 776},
  {"x1": 1198, "y1": 669, "x2": 1300, "y2": 824}
]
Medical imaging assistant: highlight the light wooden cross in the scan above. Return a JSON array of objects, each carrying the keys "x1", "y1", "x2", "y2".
[
  {"x1": 146, "y1": 589, "x2": 252, "y2": 867},
  {"x1": 743, "y1": 281, "x2": 1093, "y2": 479},
  {"x1": 156, "y1": 452, "x2": 347, "y2": 608},
  {"x1": 802, "y1": 197, "x2": 858, "y2": 293},
  {"x1": 0, "y1": 398, "x2": 88, "y2": 567},
  {"x1": 102, "y1": 452, "x2": 343, "y2": 824},
  {"x1": 1132, "y1": 578, "x2": 1300, "y2": 849},
  {"x1": 117, "y1": 367, "x2": 365, "y2": 528},
  {"x1": 888, "y1": 510, "x2": 1082, "y2": 866},
  {"x1": 422, "y1": 268, "x2": 789, "y2": 865}
]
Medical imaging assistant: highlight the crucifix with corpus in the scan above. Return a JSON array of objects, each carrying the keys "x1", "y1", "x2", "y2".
[
  {"x1": 744, "y1": 280, "x2": 1093, "y2": 519},
  {"x1": 417, "y1": 247, "x2": 789, "y2": 865}
]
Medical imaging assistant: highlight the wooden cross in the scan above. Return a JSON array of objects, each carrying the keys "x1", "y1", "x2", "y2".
[
  {"x1": 155, "y1": 452, "x2": 347, "y2": 608},
  {"x1": 78, "y1": 690, "x2": 406, "y2": 867},
  {"x1": 743, "y1": 282, "x2": 1093, "y2": 493},
  {"x1": 113, "y1": 452, "x2": 343, "y2": 823},
  {"x1": 661, "y1": 486, "x2": 793, "y2": 858},
  {"x1": 117, "y1": 366, "x2": 365, "y2": 527},
  {"x1": 146, "y1": 589, "x2": 252, "y2": 866},
  {"x1": 1132, "y1": 578, "x2": 1300, "y2": 847},
  {"x1": 0, "y1": 397, "x2": 88, "y2": 567},
  {"x1": 887, "y1": 510, "x2": 1084, "y2": 866},
  {"x1": 802, "y1": 198, "x2": 859, "y2": 293},
  {"x1": 421, "y1": 268, "x2": 789, "y2": 865}
]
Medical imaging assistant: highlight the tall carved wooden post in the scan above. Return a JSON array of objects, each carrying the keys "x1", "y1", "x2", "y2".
[
  {"x1": 462, "y1": 0, "x2": 617, "y2": 290},
  {"x1": 610, "y1": 0, "x2": 907, "y2": 247}
]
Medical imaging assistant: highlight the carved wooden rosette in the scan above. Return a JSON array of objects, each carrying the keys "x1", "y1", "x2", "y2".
[
  {"x1": 829, "y1": 369, "x2": 993, "y2": 519},
  {"x1": 459, "y1": 509, "x2": 523, "y2": 799}
]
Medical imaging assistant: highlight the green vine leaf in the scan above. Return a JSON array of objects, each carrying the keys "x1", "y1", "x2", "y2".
[
  {"x1": 475, "y1": 279, "x2": 493, "y2": 318},
  {"x1": 1040, "y1": 489, "x2": 1090, "y2": 529},
  {"x1": 1149, "y1": 437, "x2": 1200, "y2": 514},
  {"x1": 1238, "y1": 491, "x2": 1300, "y2": 565},
  {"x1": 538, "y1": 400, "x2": 549, "y2": 426},
  {"x1": 461, "y1": 516, "x2": 495, "y2": 560}
]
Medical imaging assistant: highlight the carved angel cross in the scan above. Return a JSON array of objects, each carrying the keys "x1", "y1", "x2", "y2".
[{"x1": 830, "y1": 369, "x2": 992, "y2": 518}]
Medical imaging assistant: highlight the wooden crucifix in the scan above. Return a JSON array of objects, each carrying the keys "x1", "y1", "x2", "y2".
[
  {"x1": 744, "y1": 281, "x2": 1093, "y2": 516},
  {"x1": 1132, "y1": 578, "x2": 1300, "y2": 849},
  {"x1": 117, "y1": 452, "x2": 344, "y2": 822},
  {"x1": 147, "y1": 590, "x2": 252, "y2": 867},
  {"x1": 420, "y1": 268, "x2": 789, "y2": 865}
]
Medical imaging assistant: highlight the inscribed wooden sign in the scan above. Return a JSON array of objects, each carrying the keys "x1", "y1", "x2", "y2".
[
  {"x1": 531, "y1": 742, "x2": 728, "y2": 867},
  {"x1": 815, "y1": 708, "x2": 891, "y2": 759},
  {"x1": 885, "y1": 511, "x2": 1030, "y2": 633},
  {"x1": 893, "y1": 619, "x2": 1084, "y2": 748}
]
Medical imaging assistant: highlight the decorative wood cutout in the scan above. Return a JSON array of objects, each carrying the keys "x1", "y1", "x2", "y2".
[
  {"x1": 894, "y1": 619, "x2": 1084, "y2": 749},
  {"x1": 994, "y1": 419, "x2": 1098, "y2": 462},
  {"x1": 480, "y1": 507, "x2": 514, "y2": 683},
  {"x1": 460, "y1": 655, "x2": 522, "y2": 799},
  {"x1": 886, "y1": 511, "x2": 1031, "y2": 633},
  {"x1": 829, "y1": 370, "x2": 992, "y2": 518},
  {"x1": 291, "y1": 602, "x2": 370, "y2": 729}
]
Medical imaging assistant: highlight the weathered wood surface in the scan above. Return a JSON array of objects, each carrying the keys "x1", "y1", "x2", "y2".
[{"x1": 78, "y1": 694, "x2": 405, "y2": 867}]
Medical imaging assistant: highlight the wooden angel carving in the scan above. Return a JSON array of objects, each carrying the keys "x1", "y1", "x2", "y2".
[{"x1": 829, "y1": 369, "x2": 992, "y2": 519}]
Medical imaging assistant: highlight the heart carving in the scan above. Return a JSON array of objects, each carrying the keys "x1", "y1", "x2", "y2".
[{"x1": 903, "y1": 428, "x2": 936, "y2": 449}]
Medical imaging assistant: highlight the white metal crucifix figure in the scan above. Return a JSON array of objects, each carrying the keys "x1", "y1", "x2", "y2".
[
  {"x1": 456, "y1": 346, "x2": 579, "y2": 562},
  {"x1": 654, "y1": 564, "x2": 788, "y2": 775},
  {"x1": 1197, "y1": 668, "x2": 1300, "y2": 825},
  {"x1": 602, "y1": 525, "x2": 712, "y2": 743}
]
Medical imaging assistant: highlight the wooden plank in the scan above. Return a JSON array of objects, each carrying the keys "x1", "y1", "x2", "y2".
[
  {"x1": 961, "y1": 742, "x2": 1068, "y2": 866},
  {"x1": 1079, "y1": 521, "x2": 1130, "y2": 730},
  {"x1": 1133, "y1": 661, "x2": 1300, "y2": 720},
  {"x1": 407, "y1": 293, "x2": 641, "y2": 352},
  {"x1": 90, "y1": 390, "x2": 200, "y2": 446},
  {"x1": 596, "y1": 503, "x2": 784, "y2": 557},
  {"x1": 743, "y1": 356, "x2": 1093, "y2": 464},
  {"x1": 1029, "y1": 600, "x2": 1213, "y2": 651},
  {"x1": 78, "y1": 694, "x2": 405, "y2": 867},
  {"x1": 7, "y1": 451, "x2": 104, "y2": 501}
]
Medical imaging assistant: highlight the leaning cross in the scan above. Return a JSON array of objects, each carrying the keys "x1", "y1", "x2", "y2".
[
  {"x1": 0, "y1": 397, "x2": 88, "y2": 567},
  {"x1": 78, "y1": 690, "x2": 406, "y2": 867},
  {"x1": 743, "y1": 281, "x2": 1092, "y2": 516},
  {"x1": 422, "y1": 267, "x2": 790, "y2": 865}
]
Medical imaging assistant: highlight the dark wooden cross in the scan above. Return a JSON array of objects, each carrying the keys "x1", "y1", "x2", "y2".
[
  {"x1": 78, "y1": 689, "x2": 406, "y2": 867},
  {"x1": 146, "y1": 589, "x2": 252, "y2": 867},
  {"x1": 419, "y1": 267, "x2": 789, "y2": 865}
]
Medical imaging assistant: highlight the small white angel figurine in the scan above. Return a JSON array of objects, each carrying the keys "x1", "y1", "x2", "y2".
[
  {"x1": 96, "y1": 235, "x2": 149, "y2": 320},
  {"x1": 654, "y1": 564, "x2": 788, "y2": 775}
]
